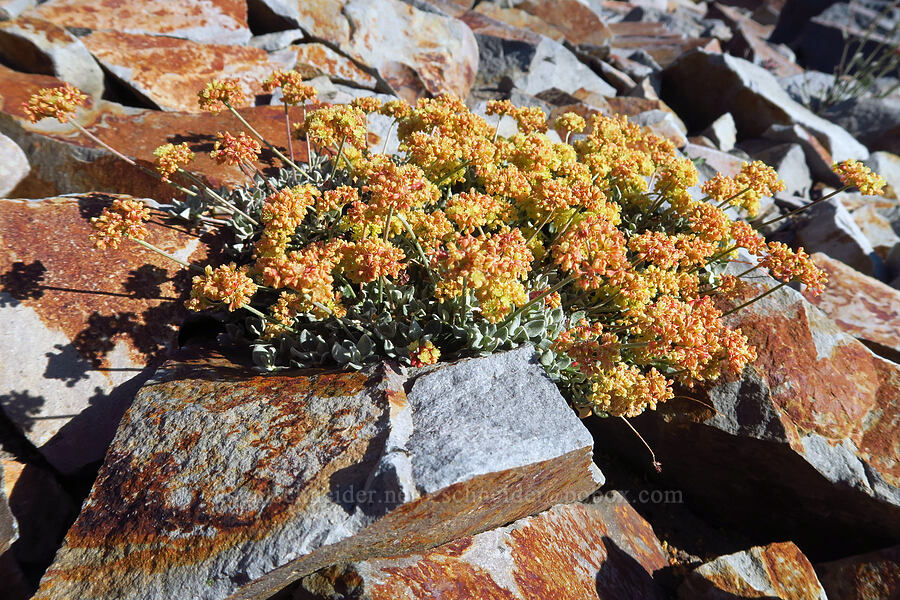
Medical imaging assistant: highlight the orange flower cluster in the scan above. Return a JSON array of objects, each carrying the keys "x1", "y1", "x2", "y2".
[
  {"x1": 210, "y1": 131, "x2": 261, "y2": 166},
  {"x1": 186, "y1": 263, "x2": 257, "y2": 311},
  {"x1": 22, "y1": 83, "x2": 87, "y2": 123},
  {"x1": 153, "y1": 142, "x2": 194, "y2": 181},
  {"x1": 701, "y1": 161, "x2": 785, "y2": 217},
  {"x1": 832, "y1": 159, "x2": 886, "y2": 196},
  {"x1": 89, "y1": 198, "x2": 150, "y2": 249},
  {"x1": 262, "y1": 70, "x2": 317, "y2": 105},
  {"x1": 409, "y1": 340, "x2": 440, "y2": 367},
  {"x1": 197, "y1": 78, "x2": 248, "y2": 113}
]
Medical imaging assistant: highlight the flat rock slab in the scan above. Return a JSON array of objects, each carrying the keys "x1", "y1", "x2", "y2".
[
  {"x1": 0, "y1": 194, "x2": 207, "y2": 474},
  {"x1": 0, "y1": 65, "x2": 304, "y2": 198},
  {"x1": 803, "y1": 253, "x2": 900, "y2": 360},
  {"x1": 34, "y1": 346, "x2": 602, "y2": 600},
  {"x1": 679, "y1": 542, "x2": 828, "y2": 600},
  {"x1": 297, "y1": 492, "x2": 668, "y2": 599},
  {"x1": 81, "y1": 31, "x2": 295, "y2": 112},
  {"x1": 291, "y1": 43, "x2": 378, "y2": 89},
  {"x1": 815, "y1": 544, "x2": 900, "y2": 600},
  {"x1": 27, "y1": 0, "x2": 250, "y2": 45}
]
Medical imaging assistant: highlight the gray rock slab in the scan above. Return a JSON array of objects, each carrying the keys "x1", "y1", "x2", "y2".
[
  {"x1": 0, "y1": 132, "x2": 28, "y2": 197},
  {"x1": 34, "y1": 347, "x2": 602, "y2": 600}
]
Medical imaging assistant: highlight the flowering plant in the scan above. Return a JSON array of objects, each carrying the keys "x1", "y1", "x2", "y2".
[{"x1": 24, "y1": 74, "x2": 886, "y2": 420}]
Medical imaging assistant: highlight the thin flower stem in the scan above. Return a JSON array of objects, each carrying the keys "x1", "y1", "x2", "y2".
[
  {"x1": 526, "y1": 212, "x2": 554, "y2": 245},
  {"x1": 242, "y1": 304, "x2": 300, "y2": 335},
  {"x1": 382, "y1": 118, "x2": 397, "y2": 154},
  {"x1": 721, "y1": 280, "x2": 789, "y2": 317},
  {"x1": 129, "y1": 236, "x2": 200, "y2": 271},
  {"x1": 619, "y1": 416, "x2": 661, "y2": 472},
  {"x1": 302, "y1": 106, "x2": 313, "y2": 165},
  {"x1": 223, "y1": 101, "x2": 305, "y2": 174},
  {"x1": 501, "y1": 275, "x2": 575, "y2": 326},
  {"x1": 70, "y1": 122, "x2": 198, "y2": 197},
  {"x1": 176, "y1": 168, "x2": 259, "y2": 225},
  {"x1": 396, "y1": 214, "x2": 438, "y2": 286},
  {"x1": 759, "y1": 185, "x2": 849, "y2": 228},
  {"x1": 329, "y1": 135, "x2": 347, "y2": 181},
  {"x1": 283, "y1": 104, "x2": 295, "y2": 164}
]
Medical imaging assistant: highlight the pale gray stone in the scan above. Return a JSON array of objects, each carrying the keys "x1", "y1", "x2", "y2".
[
  {"x1": 752, "y1": 142, "x2": 812, "y2": 198},
  {"x1": 702, "y1": 112, "x2": 737, "y2": 152},
  {"x1": 794, "y1": 197, "x2": 883, "y2": 277},
  {"x1": 0, "y1": 132, "x2": 28, "y2": 197}
]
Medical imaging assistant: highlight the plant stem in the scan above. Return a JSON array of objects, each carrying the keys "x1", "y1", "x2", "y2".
[
  {"x1": 176, "y1": 168, "x2": 259, "y2": 225},
  {"x1": 759, "y1": 185, "x2": 849, "y2": 228},
  {"x1": 129, "y1": 236, "x2": 200, "y2": 271},
  {"x1": 721, "y1": 280, "x2": 789, "y2": 317},
  {"x1": 283, "y1": 104, "x2": 295, "y2": 164},
  {"x1": 224, "y1": 101, "x2": 305, "y2": 174},
  {"x1": 501, "y1": 275, "x2": 575, "y2": 326}
]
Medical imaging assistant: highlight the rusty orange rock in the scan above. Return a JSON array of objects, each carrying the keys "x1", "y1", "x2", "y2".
[
  {"x1": 81, "y1": 31, "x2": 295, "y2": 112},
  {"x1": 292, "y1": 43, "x2": 378, "y2": 90},
  {"x1": 803, "y1": 253, "x2": 900, "y2": 360},
  {"x1": 816, "y1": 545, "x2": 900, "y2": 600},
  {"x1": 679, "y1": 542, "x2": 828, "y2": 600},
  {"x1": 297, "y1": 493, "x2": 669, "y2": 599},
  {"x1": 0, "y1": 194, "x2": 209, "y2": 474},
  {"x1": 34, "y1": 347, "x2": 602, "y2": 599},
  {"x1": 27, "y1": 0, "x2": 250, "y2": 45}
]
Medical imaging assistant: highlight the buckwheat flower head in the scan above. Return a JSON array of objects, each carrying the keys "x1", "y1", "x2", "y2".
[
  {"x1": 317, "y1": 185, "x2": 359, "y2": 213},
  {"x1": 760, "y1": 242, "x2": 827, "y2": 294},
  {"x1": 588, "y1": 364, "x2": 673, "y2": 417},
  {"x1": 198, "y1": 78, "x2": 248, "y2": 113},
  {"x1": 729, "y1": 220, "x2": 766, "y2": 255},
  {"x1": 408, "y1": 340, "x2": 440, "y2": 367},
  {"x1": 350, "y1": 97, "x2": 383, "y2": 113},
  {"x1": 832, "y1": 159, "x2": 886, "y2": 196},
  {"x1": 303, "y1": 104, "x2": 368, "y2": 153},
  {"x1": 340, "y1": 238, "x2": 406, "y2": 283},
  {"x1": 22, "y1": 83, "x2": 87, "y2": 123},
  {"x1": 263, "y1": 70, "x2": 317, "y2": 105},
  {"x1": 379, "y1": 99, "x2": 412, "y2": 119},
  {"x1": 555, "y1": 112, "x2": 586, "y2": 136},
  {"x1": 89, "y1": 198, "x2": 151, "y2": 249},
  {"x1": 261, "y1": 185, "x2": 318, "y2": 232},
  {"x1": 445, "y1": 189, "x2": 508, "y2": 234},
  {"x1": 153, "y1": 143, "x2": 194, "y2": 182},
  {"x1": 186, "y1": 263, "x2": 257, "y2": 312},
  {"x1": 513, "y1": 106, "x2": 548, "y2": 134},
  {"x1": 485, "y1": 99, "x2": 517, "y2": 117},
  {"x1": 210, "y1": 131, "x2": 261, "y2": 166}
]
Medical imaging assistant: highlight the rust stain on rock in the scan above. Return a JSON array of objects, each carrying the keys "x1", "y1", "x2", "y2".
[{"x1": 0, "y1": 194, "x2": 206, "y2": 369}]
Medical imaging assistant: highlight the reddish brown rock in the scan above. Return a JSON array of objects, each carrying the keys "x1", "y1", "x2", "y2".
[
  {"x1": 291, "y1": 43, "x2": 378, "y2": 90},
  {"x1": 803, "y1": 253, "x2": 900, "y2": 360},
  {"x1": 0, "y1": 65, "x2": 305, "y2": 198},
  {"x1": 712, "y1": 3, "x2": 803, "y2": 78},
  {"x1": 27, "y1": 0, "x2": 250, "y2": 45},
  {"x1": 0, "y1": 16, "x2": 104, "y2": 97},
  {"x1": 34, "y1": 347, "x2": 602, "y2": 599},
  {"x1": 608, "y1": 22, "x2": 718, "y2": 68},
  {"x1": 474, "y1": 0, "x2": 612, "y2": 47},
  {"x1": 297, "y1": 493, "x2": 669, "y2": 599},
  {"x1": 81, "y1": 31, "x2": 294, "y2": 112},
  {"x1": 0, "y1": 194, "x2": 208, "y2": 473},
  {"x1": 679, "y1": 542, "x2": 828, "y2": 600},
  {"x1": 815, "y1": 545, "x2": 900, "y2": 600}
]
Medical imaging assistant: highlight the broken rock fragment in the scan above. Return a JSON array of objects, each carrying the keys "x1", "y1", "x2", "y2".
[{"x1": 35, "y1": 346, "x2": 602, "y2": 600}]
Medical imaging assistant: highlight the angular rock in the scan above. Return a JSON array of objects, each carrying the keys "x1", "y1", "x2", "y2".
[
  {"x1": 0, "y1": 16, "x2": 104, "y2": 98},
  {"x1": 815, "y1": 544, "x2": 900, "y2": 600},
  {"x1": 683, "y1": 142, "x2": 746, "y2": 178},
  {"x1": 661, "y1": 50, "x2": 869, "y2": 162},
  {"x1": 34, "y1": 346, "x2": 603, "y2": 599},
  {"x1": 794, "y1": 197, "x2": 883, "y2": 277},
  {"x1": 0, "y1": 194, "x2": 208, "y2": 474},
  {"x1": 712, "y1": 3, "x2": 803, "y2": 78},
  {"x1": 0, "y1": 467, "x2": 17, "y2": 556},
  {"x1": 761, "y1": 123, "x2": 839, "y2": 183},
  {"x1": 802, "y1": 253, "x2": 900, "y2": 360},
  {"x1": 0, "y1": 66, "x2": 303, "y2": 198},
  {"x1": 296, "y1": 493, "x2": 668, "y2": 600},
  {"x1": 0, "y1": 0, "x2": 34, "y2": 21},
  {"x1": 475, "y1": 0, "x2": 612, "y2": 47},
  {"x1": 291, "y1": 43, "x2": 378, "y2": 89},
  {"x1": 253, "y1": 0, "x2": 477, "y2": 101},
  {"x1": 778, "y1": 70, "x2": 838, "y2": 109},
  {"x1": 81, "y1": 31, "x2": 295, "y2": 112},
  {"x1": 821, "y1": 97, "x2": 900, "y2": 156},
  {"x1": 248, "y1": 29, "x2": 305, "y2": 52},
  {"x1": 866, "y1": 151, "x2": 900, "y2": 200},
  {"x1": 470, "y1": 30, "x2": 615, "y2": 103},
  {"x1": 679, "y1": 542, "x2": 828, "y2": 600},
  {"x1": 0, "y1": 132, "x2": 28, "y2": 197},
  {"x1": 27, "y1": 0, "x2": 251, "y2": 45},
  {"x1": 631, "y1": 109, "x2": 688, "y2": 147},
  {"x1": 702, "y1": 112, "x2": 737, "y2": 152},
  {"x1": 751, "y1": 142, "x2": 812, "y2": 198},
  {"x1": 851, "y1": 204, "x2": 900, "y2": 260},
  {"x1": 609, "y1": 21, "x2": 720, "y2": 68},
  {"x1": 595, "y1": 265, "x2": 900, "y2": 556}
]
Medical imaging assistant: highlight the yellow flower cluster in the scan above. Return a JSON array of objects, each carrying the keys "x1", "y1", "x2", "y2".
[
  {"x1": 187, "y1": 263, "x2": 257, "y2": 312},
  {"x1": 197, "y1": 78, "x2": 248, "y2": 113},
  {"x1": 153, "y1": 142, "x2": 194, "y2": 181},
  {"x1": 22, "y1": 83, "x2": 87, "y2": 123},
  {"x1": 89, "y1": 198, "x2": 151, "y2": 249},
  {"x1": 832, "y1": 159, "x2": 886, "y2": 196}
]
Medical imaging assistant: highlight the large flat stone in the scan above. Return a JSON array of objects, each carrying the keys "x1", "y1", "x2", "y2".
[
  {"x1": 34, "y1": 346, "x2": 602, "y2": 599},
  {"x1": 679, "y1": 542, "x2": 828, "y2": 600},
  {"x1": 0, "y1": 65, "x2": 303, "y2": 198},
  {"x1": 661, "y1": 50, "x2": 869, "y2": 162},
  {"x1": 296, "y1": 493, "x2": 668, "y2": 599},
  {"x1": 81, "y1": 31, "x2": 295, "y2": 112},
  {"x1": 803, "y1": 253, "x2": 900, "y2": 360},
  {"x1": 27, "y1": 0, "x2": 250, "y2": 45},
  {"x1": 0, "y1": 194, "x2": 207, "y2": 474},
  {"x1": 0, "y1": 16, "x2": 104, "y2": 98}
]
